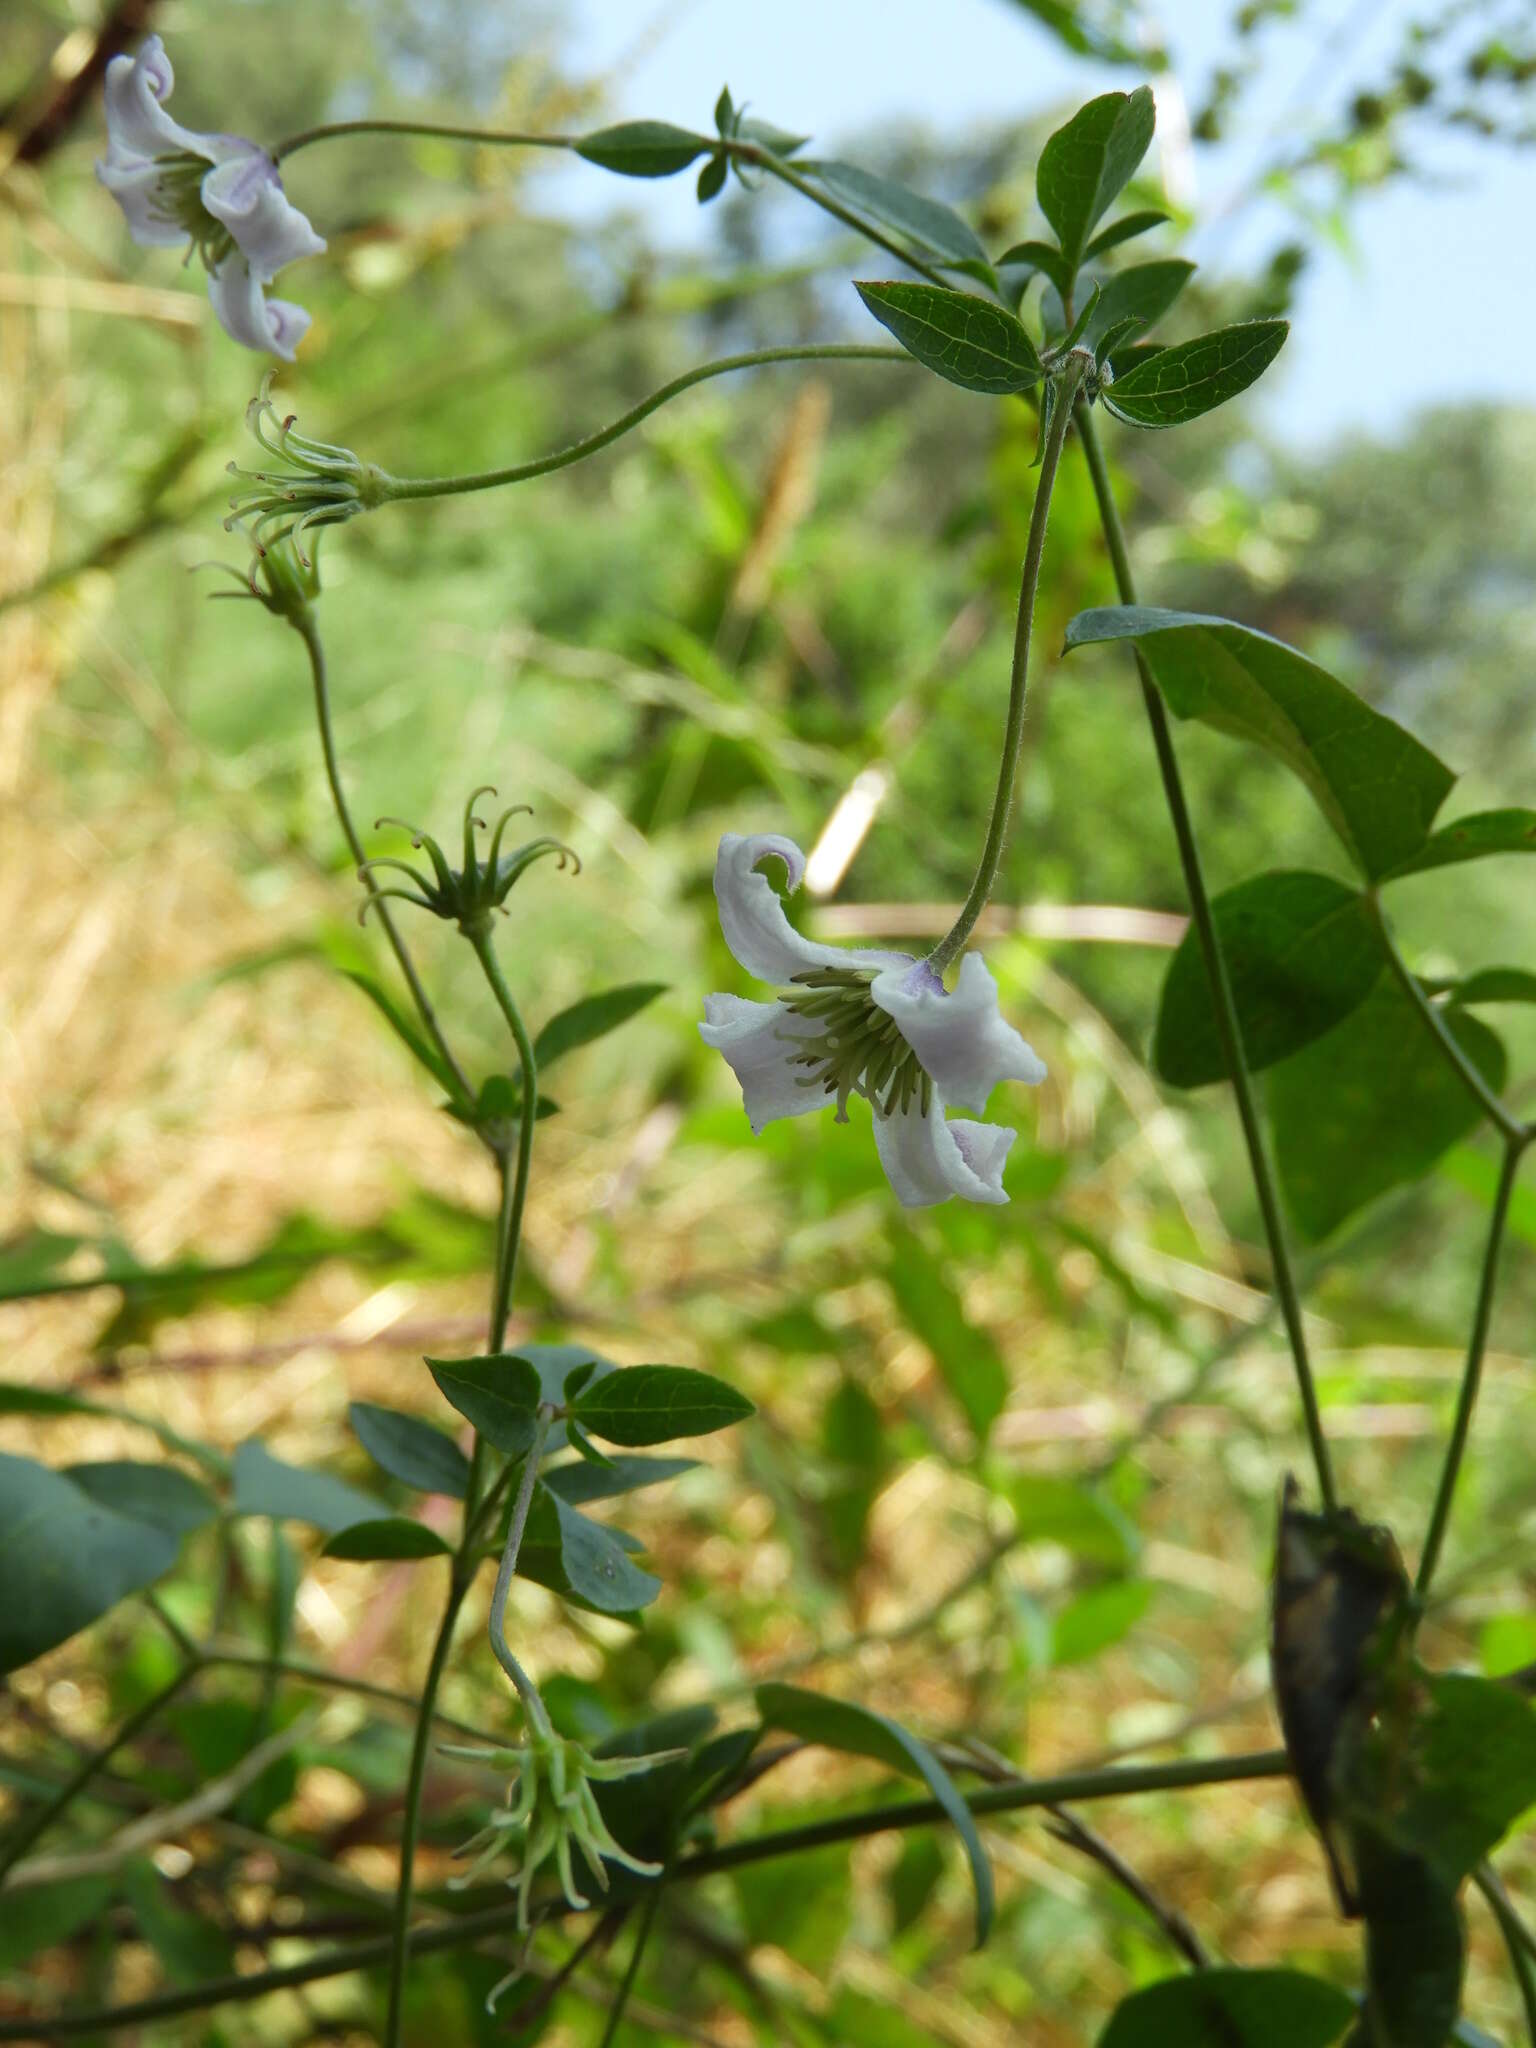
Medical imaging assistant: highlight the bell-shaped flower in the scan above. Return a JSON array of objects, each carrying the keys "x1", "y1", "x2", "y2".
[
  {"x1": 96, "y1": 35, "x2": 324, "y2": 359},
  {"x1": 699, "y1": 833, "x2": 1046, "y2": 1207}
]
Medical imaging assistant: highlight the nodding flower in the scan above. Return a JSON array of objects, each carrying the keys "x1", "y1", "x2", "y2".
[
  {"x1": 699, "y1": 832, "x2": 1046, "y2": 1208},
  {"x1": 96, "y1": 36, "x2": 325, "y2": 359},
  {"x1": 357, "y1": 789, "x2": 580, "y2": 937}
]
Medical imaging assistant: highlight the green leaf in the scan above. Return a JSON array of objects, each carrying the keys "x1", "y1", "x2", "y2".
[
  {"x1": 0, "y1": 1381, "x2": 221, "y2": 1473},
  {"x1": 996, "y1": 238, "x2": 1072, "y2": 300},
  {"x1": 120, "y1": 1862, "x2": 236, "y2": 1986},
  {"x1": 1081, "y1": 259, "x2": 1194, "y2": 347},
  {"x1": 1062, "y1": 608, "x2": 1456, "y2": 880},
  {"x1": 1384, "y1": 807, "x2": 1536, "y2": 878},
  {"x1": 696, "y1": 152, "x2": 727, "y2": 204},
  {"x1": 532, "y1": 982, "x2": 667, "y2": 1070},
  {"x1": 0, "y1": 1452, "x2": 180, "y2": 1674},
  {"x1": 1083, "y1": 208, "x2": 1171, "y2": 260},
  {"x1": 574, "y1": 121, "x2": 710, "y2": 178},
  {"x1": 1449, "y1": 967, "x2": 1536, "y2": 1006},
  {"x1": 1003, "y1": 0, "x2": 1157, "y2": 66},
  {"x1": 571, "y1": 1365, "x2": 753, "y2": 1445},
  {"x1": 426, "y1": 1352, "x2": 543, "y2": 1455},
  {"x1": 804, "y1": 160, "x2": 988, "y2": 266},
  {"x1": 755, "y1": 1681, "x2": 994, "y2": 1946},
  {"x1": 321, "y1": 1517, "x2": 451, "y2": 1561},
  {"x1": 1036, "y1": 88, "x2": 1156, "y2": 276},
  {"x1": 544, "y1": 1453, "x2": 697, "y2": 1506},
  {"x1": 1374, "y1": 1674, "x2": 1536, "y2": 1886},
  {"x1": 886, "y1": 1234, "x2": 1009, "y2": 1444},
  {"x1": 230, "y1": 1441, "x2": 388, "y2": 1533},
  {"x1": 63, "y1": 1460, "x2": 217, "y2": 1537},
  {"x1": 517, "y1": 1485, "x2": 661, "y2": 1613},
  {"x1": 734, "y1": 1841, "x2": 852, "y2": 1975},
  {"x1": 333, "y1": 964, "x2": 461, "y2": 1100},
  {"x1": 1051, "y1": 1579, "x2": 1153, "y2": 1665},
  {"x1": 1101, "y1": 319, "x2": 1288, "y2": 426},
  {"x1": 347, "y1": 1401, "x2": 471, "y2": 1498},
  {"x1": 1480, "y1": 1612, "x2": 1536, "y2": 1678},
  {"x1": 0, "y1": 1875, "x2": 114, "y2": 1969},
  {"x1": 1010, "y1": 1475, "x2": 1139, "y2": 1571},
  {"x1": 1098, "y1": 1967, "x2": 1354, "y2": 2048},
  {"x1": 1154, "y1": 871, "x2": 1382, "y2": 1088},
  {"x1": 854, "y1": 281, "x2": 1042, "y2": 395},
  {"x1": 1270, "y1": 977, "x2": 1506, "y2": 1242}
]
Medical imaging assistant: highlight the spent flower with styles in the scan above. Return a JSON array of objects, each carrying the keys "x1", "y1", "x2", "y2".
[
  {"x1": 700, "y1": 832, "x2": 1046, "y2": 1207},
  {"x1": 96, "y1": 35, "x2": 325, "y2": 358}
]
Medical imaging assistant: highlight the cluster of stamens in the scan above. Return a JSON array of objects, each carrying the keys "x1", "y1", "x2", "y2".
[
  {"x1": 224, "y1": 375, "x2": 388, "y2": 566},
  {"x1": 358, "y1": 787, "x2": 579, "y2": 935},
  {"x1": 149, "y1": 150, "x2": 235, "y2": 269},
  {"x1": 778, "y1": 967, "x2": 931, "y2": 1122}
]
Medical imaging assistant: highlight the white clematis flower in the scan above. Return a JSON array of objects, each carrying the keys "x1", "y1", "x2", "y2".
[
  {"x1": 700, "y1": 832, "x2": 1046, "y2": 1208},
  {"x1": 96, "y1": 36, "x2": 325, "y2": 359}
]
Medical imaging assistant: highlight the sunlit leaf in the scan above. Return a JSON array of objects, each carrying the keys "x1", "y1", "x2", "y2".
[
  {"x1": 575, "y1": 121, "x2": 710, "y2": 178},
  {"x1": 1384, "y1": 806, "x2": 1536, "y2": 878},
  {"x1": 1063, "y1": 607, "x2": 1455, "y2": 879},
  {"x1": 886, "y1": 1233, "x2": 1009, "y2": 1444},
  {"x1": 426, "y1": 1352, "x2": 542, "y2": 1455},
  {"x1": 855, "y1": 281, "x2": 1042, "y2": 395},
  {"x1": 1037, "y1": 88, "x2": 1156, "y2": 275},
  {"x1": 1081, "y1": 259, "x2": 1193, "y2": 348},
  {"x1": 532, "y1": 982, "x2": 667, "y2": 1070},
  {"x1": 348, "y1": 1401, "x2": 471, "y2": 1498},
  {"x1": 1083, "y1": 208, "x2": 1171, "y2": 260},
  {"x1": 1098, "y1": 1968, "x2": 1354, "y2": 2048},
  {"x1": 1051, "y1": 1579, "x2": 1152, "y2": 1664},
  {"x1": 1101, "y1": 320, "x2": 1288, "y2": 426},
  {"x1": 805, "y1": 159, "x2": 989, "y2": 266},
  {"x1": 570, "y1": 1365, "x2": 754, "y2": 1445}
]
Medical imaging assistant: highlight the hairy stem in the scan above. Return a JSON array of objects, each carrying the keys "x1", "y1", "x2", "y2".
[
  {"x1": 297, "y1": 618, "x2": 474, "y2": 1106},
  {"x1": 930, "y1": 357, "x2": 1087, "y2": 975},
  {"x1": 381, "y1": 347, "x2": 907, "y2": 503},
  {"x1": 486, "y1": 1414, "x2": 555, "y2": 1735},
  {"x1": 1073, "y1": 401, "x2": 1337, "y2": 1513},
  {"x1": 1416, "y1": 1133, "x2": 1527, "y2": 1597},
  {"x1": 469, "y1": 931, "x2": 540, "y2": 1350},
  {"x1": 4, "y1": 1749, "x2": 1287, "y2": 2038}
]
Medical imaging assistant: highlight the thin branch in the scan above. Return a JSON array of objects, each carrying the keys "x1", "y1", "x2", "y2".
[{"x1": 1044, "y1": 1807, "x2": 1208, "y2": 1968}]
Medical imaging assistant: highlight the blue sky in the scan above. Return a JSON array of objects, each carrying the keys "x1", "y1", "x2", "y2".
[{"x1": 543, "y1": 0, "x2": 1536, "y2": 447}]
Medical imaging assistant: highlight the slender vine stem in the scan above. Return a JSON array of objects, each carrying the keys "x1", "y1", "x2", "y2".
[
  {"x1": 1415, "y1": 1133, "x2": 1527, "y2": 1597},
  {"x1": 1072, "y1": 401, "x2": 1337, "y2": 1513},
  {"x1": 380, "y1": 347, "x2": 908, "y2": 504},
  {"x1": 1368, "y1": 893, "x2": 1527, "y2": 1145},
  {"x1": 469, "y1": 931, "x2": 540, "y2": 1350},
  {"x1": 4, "y1": 1749, "x2": 1287, "y2": 2039},
  {"x1": 0, "y1": 1660, "x2": 201, "y2": 1885},
  {"x1": 486, "y1": 1413, "x2": 555, "y2": 1736},
  {"x1": 273, "y1": 119, "x2": 577, "y2": 161},
  {"x1": 599, "y1": 1877, "x2": 664, "y2": 2048},
  {"x1": 1476, "y1": 1865, "x2": 1536, "y2": 2042},
  {"x1": 930, "y1": 356, "x2": 1087, "y2": 975},
  {"x1": 296, "y1": 617, "x2": 474, "y2": 1107}
]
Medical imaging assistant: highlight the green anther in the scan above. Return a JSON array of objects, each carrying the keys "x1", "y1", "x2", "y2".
[
  {"x1": 150, "y1": 151, "x2": 236, "y2": 270},
  {"x1": 777, "y1": 966, "x2": 928, "y2": 1124}
]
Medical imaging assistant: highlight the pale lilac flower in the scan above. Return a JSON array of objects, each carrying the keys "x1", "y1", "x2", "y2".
[
  {"x1": 700, "y1": 832, "x2": 1046, "y2": 1207},
  {"x1": 96, "y1": 36, "x2": 324, "y2": 359}
]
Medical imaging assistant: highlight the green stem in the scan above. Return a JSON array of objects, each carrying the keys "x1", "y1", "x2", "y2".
[
  {"x1": 381, "y1": 1572, "x2": 471, "y2": 2048},
  {"x1": 929, "y1": 357, "x2": 1087, "y2": 975},
  {"x1": 2, "y1": 1749, "x2": 1287, "y2": 2038},
  {"x1": 1415, "y1": 1133, "x2": 1526, "y2": 1597},
  {"x1": 381, "y1": 347, "x2": 907, "y2": 504},
  {"x1": 468, "y1": 930, "x2": 539, "y2": 1350},
  {"x1": 486, "y1": 1414, "x2": 555, "y2": 1736},
  {"x1": 599, "y1": 1881, "x2": 664, "y2": 2048},
  {"x1": 297, "y1": 617, "x2": 475, "y2": 1108},
  {"x1": 1368, "y1": 895, "x2": 1527, "y2": 1145},
  {"x1": 273, "y1": 119, "x2": 576, "y2": 162},
  {"x1": 1073, "y1": 400, "x2": 1337, "y2": 1514},
  {"x1": 0, "y1": 1660, "x2": 201, "y2": 1885},
  {"x1": 198, "y1": 1649, "x2": 499, "y2": 1743},
  {"x1": 1475, "y1": 1865, "x2": 1536, "y2": 2042}
]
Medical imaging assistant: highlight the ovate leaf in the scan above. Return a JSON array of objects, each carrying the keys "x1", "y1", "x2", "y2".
[
  {"x1": 1102, "y1": 320, "x2": 1288, "y2": 426},
  {"x1": 805, "y1": 160, "x2": 989, "y2": 266},
  {"x1": 571, "y1": 1366, "x2": 754, "y2": 1445},
  {"x1": 575, "y1": 121, "x2": 709, "y2": 178},
  {"x1": 1051, "y1": 1579, "x2": 1152, "y2": 1665},
  {"x1": 1082, "y1": 259, "x2": 1193, "y2": 348},
  {"x1": 426, "y1": 1352, "x2": 542, "y2": 1455},
  {"x1": 1099, "y1": 1967, "x2": 1354, "y2": 2048},
  {"x1": 230, "y1": 1441, "x2": 388, "y2": 1533},
  {"x1": 855, "y1": 281, "x2": 1042, "y2": 395},
  {"x1": 517, "y1": 1485, "x2": 661, "y2": 1614},
  {"x1": 755, "y1": 1682, "x2": 994, "y2": 1946},
  {"x1": 1083, "y1": 208, "x2": 1171, "y2": 260},
  {"x1": 348, "y1": 1401, "x2": 471, "y2": 1498},
  {"x1": 321, "y1": 1517, "x2": 451, "y2": 1561},
  {"x1": 1269, "y1": 977, "x2": 1506, "y2": 1242},
  {"x1": 1036, "y1": 88, "x2": 1157, "y2": 276},
  {"x1": 1063, "y1": 608, "x2": 1455, "y2": 880},
  {"x1": 997, "y1": 238, "x2": 1072, "y2": 301},
  {"x1": 0, "y1": 1452, "x2": 180, "y2": 1674},
  {"x1": 1384, "y1": 807, "x2": 1536, "y2": 878},
  {"x1": 1154, "y1": 870, "x2": 1381, "y2": 1087},
  {"x1": 544, "y1": 1453, "x2": 697, "y2": 1506},
  {"x1": 1010, "y1": 1475, "x2": 1139, "y2": 1571},
  {"x1": 1449, "y1": 967, "x2": 1536, "y2": 1007},
  {"x1": 533, "y1": 982, "x2": 667, "y2": 1070},
  {"x1": 1371, "y1": 1674, "x2": 1536, "y2": 1887},
  {"x1": 63, "y1": 1460, "x2": 217, "y2": 1537}
]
